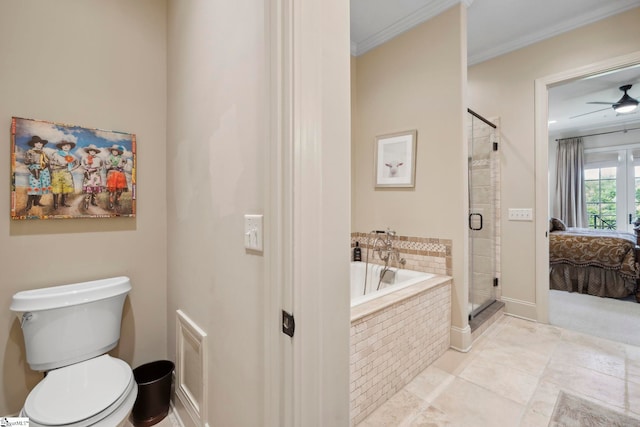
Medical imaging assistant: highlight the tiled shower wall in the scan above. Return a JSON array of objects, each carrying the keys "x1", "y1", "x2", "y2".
[{"x1": 350, "y1": 233, "x2": 451, "y2": 276}]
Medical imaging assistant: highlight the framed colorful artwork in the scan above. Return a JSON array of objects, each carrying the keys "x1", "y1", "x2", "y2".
[
  {"x1": 11, "y1": 116, "x2": 136, "y2": 219},
  {"x1": 374, "y1": 129, "x2": 417, "y2": 188}
]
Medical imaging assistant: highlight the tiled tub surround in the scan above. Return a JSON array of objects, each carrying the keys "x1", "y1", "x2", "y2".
[
  {"x1": 351, "y1": 233, "x2": 451, "y2": 277},
  {"x1": 350, "y1": 273, "x2": 452, "y2": 426}
]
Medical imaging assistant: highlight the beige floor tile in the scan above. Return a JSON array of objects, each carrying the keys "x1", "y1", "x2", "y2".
[
  {"x1": 351, "y1": 313, "x2": 640, "y2": 427},
  {"x1": 477, "y1": 339, "x2": 550, "y2": 377},
  {"x1": 431, "y1": 348, "x2": 479, "y2": 376},
  {"x1": 474, "y1": 314, "x2": 510, "y2": 340},
  {"x1": 628, "y1": 379, "x2": 640, "y2": 417},
  {"x1": 492, "y1": 317, "x2": 562, "y2": 357},
  {"x1": 560, "y1": 328, "x2": 626, "y2": 354},
  {"x1": 519, "y1": 407, "x2": 551, "y2": 427},
  {"x1": 542, "y1": 361, "x2": 626, "y2": 409},
  {"x1": 404, "y1": 405, "x2": 450, "y2": 427},
  {"x1": 526, "y1": 380, "x2": 561, "y2": 418},
  {"x1": 459, "y1": 353, "x2": 540, "y2": 405},
  {"x1": 404, "y1": 365, "x2": 455, "y2": 403},
  {"x1": 428, "y1": 378, "x2": 525, "y2": 427},
  {"x1": 357, "y1": 389, "x2": 425, "y2": 427},
  {"x1": 626, "y1": 344, "x2": 640, "y2": 385},
  {"x1": 550, "y1": 340, "x2": 626, "y2": 379}
]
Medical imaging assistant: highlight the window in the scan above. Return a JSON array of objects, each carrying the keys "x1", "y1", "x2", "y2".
[
  {"x1": 584, "y1": 166, "x2": 616, "y2": 229},
  {"x1": 584, "y1": 147, "x2": 640, "y2": 232}
]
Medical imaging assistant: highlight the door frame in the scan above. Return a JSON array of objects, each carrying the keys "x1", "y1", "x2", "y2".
[
  {"x1": 534, "y1": 50, "x2": 640, "y2": 323},
  {"x1": 265, "y1": 0, "x2": 351, "y2": 425}
]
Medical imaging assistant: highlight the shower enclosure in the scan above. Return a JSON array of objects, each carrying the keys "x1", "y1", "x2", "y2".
[{"x1": 467, "y1": 109, "x2": 499, "y2": 320}]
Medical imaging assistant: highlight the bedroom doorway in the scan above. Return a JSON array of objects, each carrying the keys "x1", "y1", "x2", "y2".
[
  {"x1": 468, "y1": 109, "x2": 499, "y2": 320},
  {"x1": 534, "y1": 51, "x2": 640, "y2": 324}
]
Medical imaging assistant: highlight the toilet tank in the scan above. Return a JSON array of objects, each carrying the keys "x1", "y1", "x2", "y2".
[{"x1": 10, "y1": 276, "x2": 131, "y2": 371}]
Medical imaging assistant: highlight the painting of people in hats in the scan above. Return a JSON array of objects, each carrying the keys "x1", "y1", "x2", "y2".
[
  {"x1": 22, "y1": 135, "x2": 52, "y2": 211},
  {"x1": 49, "y1": 140, "x2": 79, "y2": 209},
  {"x1": 105, "y1": 144, "x2": 129, "y2": 210},
  {"x1": 10, "y1": 116, "x2": 136, "y2": 219},
  {"x1": 80, "y1": 144, "x2": 104, "y2": 209}
]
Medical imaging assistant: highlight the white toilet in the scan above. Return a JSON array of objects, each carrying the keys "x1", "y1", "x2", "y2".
[{"x1": 10, "y1": 276, "x2": 137, "y2": 427}]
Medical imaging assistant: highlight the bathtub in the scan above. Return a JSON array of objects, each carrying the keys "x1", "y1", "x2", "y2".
[
  {"x1": 350, "y1": 261, "x2": 435, "y2": 307},
  {"x1": 349, "y1": 261, "x2": 451, "y2": 426}
]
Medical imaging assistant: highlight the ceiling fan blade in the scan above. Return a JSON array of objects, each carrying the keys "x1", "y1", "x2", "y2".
[
  {"x1": 586, "y1": 101, "x2": 615, "y2": 105},
  {"x1": 570, "y1": 107, "x2": 611, "y2": 119}
]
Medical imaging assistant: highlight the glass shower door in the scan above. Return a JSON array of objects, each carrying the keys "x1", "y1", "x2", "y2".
[{"x1": 468, "y1": 110, "x2": 497, "y2": 320}]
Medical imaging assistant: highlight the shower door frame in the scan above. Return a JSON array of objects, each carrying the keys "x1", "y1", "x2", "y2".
[{"x1": 468, "y1": 109, "x2": 498, "y2": 320}]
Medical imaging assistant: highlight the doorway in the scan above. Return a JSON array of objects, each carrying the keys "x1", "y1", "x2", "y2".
[{"x1": 534, "y1": 51, "x2": 640, "y2": 323}]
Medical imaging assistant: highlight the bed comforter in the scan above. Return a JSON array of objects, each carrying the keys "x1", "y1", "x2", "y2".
[{"x1": 549, "y1": 227, "x2": 639, "y2": 299}]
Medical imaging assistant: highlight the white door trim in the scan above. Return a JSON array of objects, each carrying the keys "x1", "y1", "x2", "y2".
[
  {"x1": 265, "y1": 0, "x2": 351, "y2": 425},
  {"x1": 265, "y1": 0, "x2": 294, "y2": 425},
  {"x1": 534, "y1": 50, "x2": 640, "y2": 323}
]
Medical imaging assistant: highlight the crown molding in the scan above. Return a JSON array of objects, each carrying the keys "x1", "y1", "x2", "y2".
[
  {"x1": 351, "y1": 0, "x2": 640, "y2": 62},
  {"x1": 468, "y1": 0, "x2": 640, "y2": 66},
  {"x1": 351, "y1": 0, "x2": 460, "y2": 56}
]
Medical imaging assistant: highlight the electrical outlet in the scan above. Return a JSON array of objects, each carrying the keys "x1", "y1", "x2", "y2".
[{"x1": 508, "y1": 208, "x2": 533, "y2": 221}]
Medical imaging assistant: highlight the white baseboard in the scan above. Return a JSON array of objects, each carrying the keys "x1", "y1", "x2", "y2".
[
  {"x1": 449, "y1": 324, "x2": 472, "y2": 352},
  {"x1": 501, "y1": 297, "x2": 537, "y2": 321}
]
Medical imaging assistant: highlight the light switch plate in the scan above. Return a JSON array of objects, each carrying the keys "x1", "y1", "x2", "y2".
[{"x1": 244, "y1": 214, "x2": 264, "y2": 252}]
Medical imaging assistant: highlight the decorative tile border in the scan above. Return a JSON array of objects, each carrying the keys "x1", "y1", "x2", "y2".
[{"x1": 351, "y1": 232, "x2": 452, "y2": 276}]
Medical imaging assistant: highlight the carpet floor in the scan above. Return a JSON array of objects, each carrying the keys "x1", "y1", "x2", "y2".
[{"x1": 548, "y1": 289, "x2": 640, "y2": 347}]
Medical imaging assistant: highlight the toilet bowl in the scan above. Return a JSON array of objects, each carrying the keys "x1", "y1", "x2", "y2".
[
  {"x1": 11, "y1": 277, "x2": 137, "y2": 427},
  {"x1": 21, "y1": 355, "x2": 138, "y2": 427}
]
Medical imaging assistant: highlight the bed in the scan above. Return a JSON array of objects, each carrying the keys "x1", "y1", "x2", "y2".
[{"x1": 549, "y1": 220, "x2": 640, "y2": 302}]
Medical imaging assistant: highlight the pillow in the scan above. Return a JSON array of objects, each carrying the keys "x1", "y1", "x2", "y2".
[{"x1": 550, "y1": 217, "x2": 567, "y2": 231}]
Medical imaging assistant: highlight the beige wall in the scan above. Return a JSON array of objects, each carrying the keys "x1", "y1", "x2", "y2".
[
  {"x1": 0, "y1": 0, "x2": 167, "y2": 415},
  {"x1": 468, "y1": 7, "x2": 640, "y2": 318},
  {"x1": 352, "y1": 5, "x2": 469, "y2": 345},
  {"x1": 166, "y1": 1, "x2": 267, "y2": 425},
  {"x1": 167, "y1": 0, "x2": 352, "y2": 424}
]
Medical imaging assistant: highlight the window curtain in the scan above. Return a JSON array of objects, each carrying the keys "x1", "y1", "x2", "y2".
[{"x1": 553, "y1": 137, "x2": 587, "y2": 227}]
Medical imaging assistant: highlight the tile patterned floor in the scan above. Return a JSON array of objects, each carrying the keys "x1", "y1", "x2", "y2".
[{"x1": 357, "y1": 315, "x2": 640, "y2": 426}]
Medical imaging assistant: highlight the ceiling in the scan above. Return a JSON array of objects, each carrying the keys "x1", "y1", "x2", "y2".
[
  {"x1": 350, "y1": 0, "x2": 640, "y2": 135},
  {"x1": 548, "y1": 65, "x2": 640, "y2": 136}
]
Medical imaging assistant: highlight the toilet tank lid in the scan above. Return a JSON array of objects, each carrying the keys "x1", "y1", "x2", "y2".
[{"x1": 10, "y1": 276, "x2": 131, "y2": 312}]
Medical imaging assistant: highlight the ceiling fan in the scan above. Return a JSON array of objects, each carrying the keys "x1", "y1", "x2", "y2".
[{"x1": 570, "y1": 84, "x2": 639, "y2": 119}]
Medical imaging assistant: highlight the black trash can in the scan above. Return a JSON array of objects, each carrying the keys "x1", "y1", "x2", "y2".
[{"x1": 131, "y1": 360, "x2": 175, "y2": 427}]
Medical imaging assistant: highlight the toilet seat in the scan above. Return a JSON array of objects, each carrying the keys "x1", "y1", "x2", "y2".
[{"x1": 24, "y1": 355, "x2": 135, "y2": 427}]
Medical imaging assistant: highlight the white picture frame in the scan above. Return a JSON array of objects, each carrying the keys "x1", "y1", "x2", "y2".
[{"x1": 374, "y1": 130, "x2": 417, "y2": 188}]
